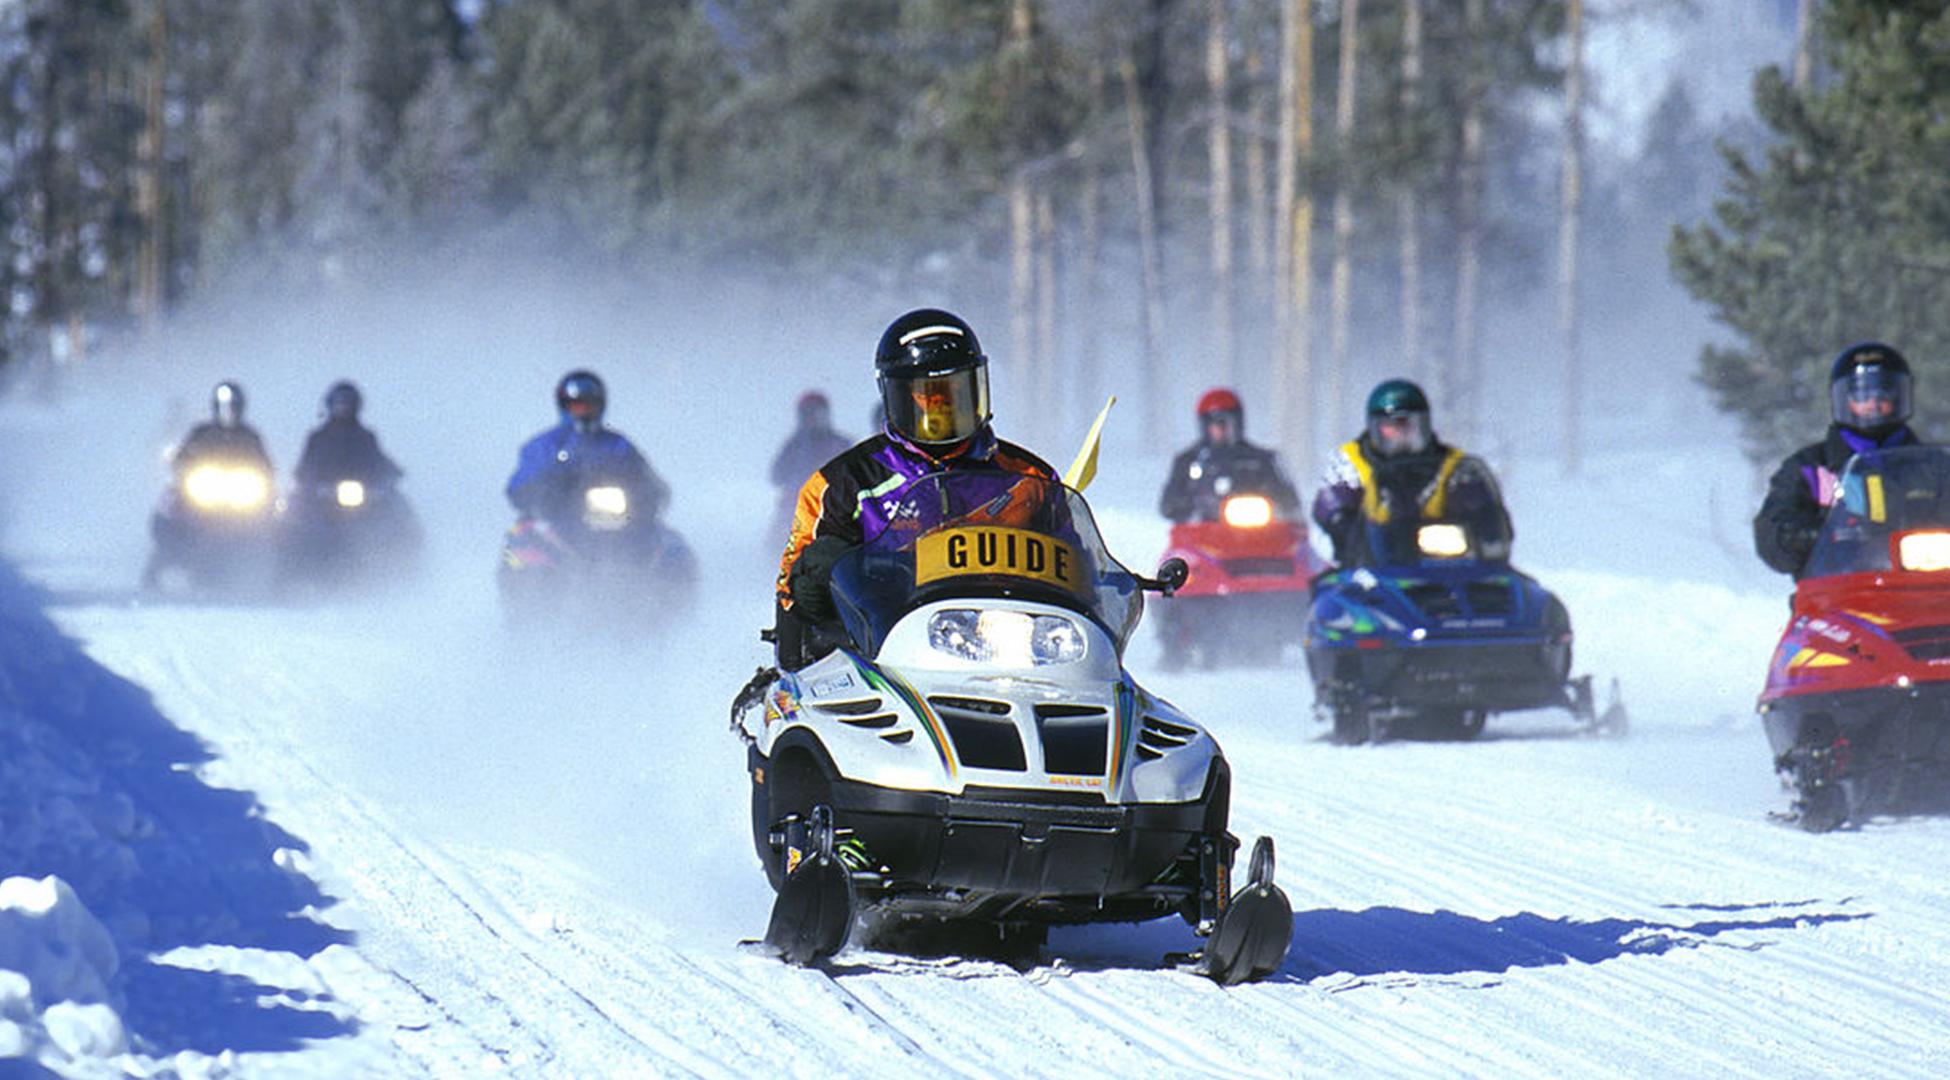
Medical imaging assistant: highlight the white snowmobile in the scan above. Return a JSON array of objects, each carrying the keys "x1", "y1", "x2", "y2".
[{"x1": 731, "y1": 471, "x2": 1293, "y2": 984}]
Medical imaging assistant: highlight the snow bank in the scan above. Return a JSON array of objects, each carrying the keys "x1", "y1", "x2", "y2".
[
  {"x1": 0, "y1": 875, "x2": 130, "y2": 1070},
  {"x1": 0, "y1": 548, "x2": 349, "y2": 1074}
]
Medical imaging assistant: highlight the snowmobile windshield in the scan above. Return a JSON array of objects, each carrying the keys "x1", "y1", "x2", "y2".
[
  {"x1": 828, "y1": 472, "x2": 1144, "y2": 658},
  {"x1": 1354, "y1": 513, "x2": 1509, "y2": 568},
  {"x1": 1806, "y1": 446, "x2": 1950, "y2": 578}
]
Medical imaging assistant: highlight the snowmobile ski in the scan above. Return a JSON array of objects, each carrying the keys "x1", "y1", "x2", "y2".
[
  {"x1": 762, "y1": 805, "x2": 855, "y2": 965},
  {"x1": 1197, "y1": 836, "x2": 1292, "y2": 985}
]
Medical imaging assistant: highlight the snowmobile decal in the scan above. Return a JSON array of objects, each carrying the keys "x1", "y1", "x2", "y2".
[
  {"x1": 1109, "y1": 681, "x2": 1137, "y2": 784},
  {"x1": 854, "y1": 657, "x2": 956, "y2": 779},
  {"x1": 914, "y1": 525, "x2": 1084, "y2": 594}
]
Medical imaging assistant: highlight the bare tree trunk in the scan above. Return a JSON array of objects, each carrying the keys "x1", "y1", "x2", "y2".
[
  {"x1": 1010, "y1": 172, "x2": 1035, "y2": 432},
  {"x1": 1452, "y1": 0, "x2": 1486, "y2": 445},
  {"x1": 1328, "y1": 0, "x2": 1361, "y2": 442},
  {"x1": 1207, "y1": 0, "x2": 1236, "y2": 385},
  {"x1": 35, "y1": 19, "x2": 65, "y2": 365},
  {"x1": 1274, "y1": 0, "x2": 1315, "y2": 471},
  {"x1": 1078, "y1": 63, "x2": 1106, "y2": 422},
  {"x1": 1793, "y1": 0, "x2": 1817, "y2": 91},
  {"x1": 1035, "y1": 187, "x2": 1059, "y2": 434},
  {"x1": 1134, "y1": 0, "x2": 1175, "y2": 435},
  {"x1": 1245, "y1": 37, "x2": 1271, "y2": 286},
  {"x1": 136, "y1": 0, "x2": 168, "y2": 343},
  {"x1": 1560, "y1": 0, "x2": 1585, "y2": 475},
  {"x1": 1397, "y1": 0, "x2": 1423, "y2": 383},
  {"x1": 1122, "y1": 52, "x2": 1168, "y2": 433},
  {"x1": 1007, "y1": 0, "x2": 1036, "y2": 436}
]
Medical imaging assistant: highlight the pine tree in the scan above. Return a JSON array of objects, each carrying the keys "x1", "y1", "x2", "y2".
[{"x1": 1671, "y1": 0, "x2": 1950, "y2": 457}]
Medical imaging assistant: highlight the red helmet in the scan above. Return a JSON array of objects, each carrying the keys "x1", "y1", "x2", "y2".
[{"x1": 1197, "y1": 388, "x2": 1242, "y2": 417}]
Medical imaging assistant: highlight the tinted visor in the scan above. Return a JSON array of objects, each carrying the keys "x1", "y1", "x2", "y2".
[
  {"x1": 1202, "y1": 410, "x2": 1241, "y2": 445},
  {"x1": 1368, "y1": 411, "x2": 1431, "y2": 456},
  {"x1": 884, "y1": 367, "x2": 990, "y2": 446},
  {"x1": 1831, "y1": 367, "x2": 1912, "y2": 431}
]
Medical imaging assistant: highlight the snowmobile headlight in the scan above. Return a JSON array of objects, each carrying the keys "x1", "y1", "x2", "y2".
[
  {"x1": 335, "y1": 480, "x2": 366, "y2": 508},
  {"x1": 927, "y1": 609, "x2": 1087, "y2": 666},
  {"x1": 1222, "y1": 495, "x2": 1274, "y2": 528},
  {"x1": 1417, "y1": 523, "x2": 1469, "y2": 559},
  {"x1": 584, "y1": 485, "x2": 629, "y2": 529},
  {"x1": 1896, "y1": 530, "x2": 1950, "y2": 572},
  {"x1": 184, "y1": 464, "x2": 270, "y2": 512}
]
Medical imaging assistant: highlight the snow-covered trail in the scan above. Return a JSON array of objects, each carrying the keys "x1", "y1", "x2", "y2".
[{"x1": 7, "y1": 393, "x2": 1950, "y2": 1076}]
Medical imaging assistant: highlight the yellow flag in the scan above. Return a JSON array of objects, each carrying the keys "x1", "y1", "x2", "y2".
[{"x1": 1063, "y1": 396, "x2": 1117, "y2": 491}]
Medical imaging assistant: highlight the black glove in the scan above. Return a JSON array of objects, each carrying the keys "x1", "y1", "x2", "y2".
[{"x1": 789, "y1": 536, "x2": 853, "y2": 623}]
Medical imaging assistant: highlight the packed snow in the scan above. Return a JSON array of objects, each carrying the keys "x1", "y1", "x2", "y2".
[{"x1": 3, "y1": 282, "x2": 1949, "y2": 1076}]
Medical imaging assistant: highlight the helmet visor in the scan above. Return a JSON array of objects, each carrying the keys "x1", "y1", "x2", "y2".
[
  {"x1": 884, "y1": 367, "x2": 989, "y2": 446},
  {"x1": 1832, "y1": 367, "x2": 1912, "y2": 432},
  {"x1": 1202, "y1": 411, "x2": 1241, "y2": 445},
  {"x1": 1368, "y1": 411, "x2": 1431, "y2": 456}
]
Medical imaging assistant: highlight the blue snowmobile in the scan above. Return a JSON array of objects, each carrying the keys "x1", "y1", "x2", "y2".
[{"x1": 1304, "y1": 518, "x2": 1625, "y2": 743}]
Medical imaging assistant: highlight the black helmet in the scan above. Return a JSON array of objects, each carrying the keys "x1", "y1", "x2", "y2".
[
  {"x1": 1829, "y1": 342, "x2": 1912, "y2": 438},
  {"x1": 1365, "y1": 378, "x2": 1432, "y2": 457},
  {"x1": 212, "y1": 381, "x2": 246, "y2": 428},
  {"x1": 556, "y1": 370, "x2": 607, "y2": 432},
  {"x1": 874, "y1": 308, "x2": 990, "y2": 447},
  {"x1": 325, "y1": 380, "x2": 363, "y2": 421}
]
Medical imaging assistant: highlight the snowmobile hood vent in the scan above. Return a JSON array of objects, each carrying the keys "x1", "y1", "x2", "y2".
[
  {"x1": 1893, "y1": 624, "x2": 1950, "y2": 661},
  {"x1": 1035, "y1": 704, "x2": 1110, "y2": 776},
  {"x1": 1462, "y1": 582, "x2": 1516, "y2": 616},
  {"x1": 1136, "y1": 715, "x2": 1198, "y2": 761},
  {"x1": 929, "y1": 696, "x2": 1026, "y2": 771},
  {"x1": 813, "y1": 697, "x2": 888, "y2": 716}
]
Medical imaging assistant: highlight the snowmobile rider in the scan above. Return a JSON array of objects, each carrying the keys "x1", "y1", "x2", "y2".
[
  {"x1": 294, "y1": 380, "x2": 402, "y2": 491},
  {"x1": 1755, "y1": 342, "x2": 1921, "y2": 579},
  {"x1": 771, "y1": 391, "x2": 854, "y2": 496},
  {"x1": 774, "y1": 308, "x2": 1057, "y2": 670},
  {"x1": 1159, "y1": 388, "x2": 1301, "y2": 524},
  {"x1": 1312, "y1": 378, "x2": 1512, "y2": 567},
  {"x1": 172, "y1": 380, "x2": 272, "y2": 475},
  {"x1": 506, "y1": 370, "x2": 670, "y2": 525}
]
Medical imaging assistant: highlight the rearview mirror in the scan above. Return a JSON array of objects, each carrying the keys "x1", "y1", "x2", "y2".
[{"x1": 1146, "y1": 557, "x2": 1190, "y2": 596}]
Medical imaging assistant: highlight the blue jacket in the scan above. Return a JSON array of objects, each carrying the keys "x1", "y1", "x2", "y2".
[{"x1": 506, "y1": 422, "x2": 670, "y2": 523}]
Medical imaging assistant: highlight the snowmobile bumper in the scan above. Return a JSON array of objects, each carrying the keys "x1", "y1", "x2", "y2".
[
  {"x1": 1762, "y1": 683, "x2": 1950, "y2": 810},
  {"x1": 755, "y1": 749, "x2": 1231, "y2": 924},
  {"x1": 1307, "y1": 636, "x2": 1571, "y2": 714}
]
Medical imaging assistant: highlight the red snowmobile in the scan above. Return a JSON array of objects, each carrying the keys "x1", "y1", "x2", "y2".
[
  {"x1": 1760, "y1": 445, "x2": 1950, "y2": 830},
  {"x1": 1155, "y1": 491, "x2": 1323, "y2": 668}
]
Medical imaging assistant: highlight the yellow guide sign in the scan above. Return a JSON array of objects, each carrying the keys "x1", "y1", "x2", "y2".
[{"x1": 914, "y1": 526, "x2": 1085, "y2": 593}]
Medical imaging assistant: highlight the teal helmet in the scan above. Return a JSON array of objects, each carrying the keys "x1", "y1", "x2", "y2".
[{"x1": 1365, "y1": 378, "x2": 1432, "y2": 457}]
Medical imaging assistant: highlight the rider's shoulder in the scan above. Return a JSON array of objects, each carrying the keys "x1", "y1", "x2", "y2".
[{"x1": 994, "y1": 438, "x2": 1057, "y2": 479}]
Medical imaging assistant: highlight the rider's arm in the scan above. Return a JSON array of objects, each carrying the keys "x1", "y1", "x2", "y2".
[
  {"x1": 1311, "y1": 450, "x2": 1364, "y2": 566},
  {"x1": 506, "y1": 431, "x2": 558, "y2": 515},
  {"x1": 1449, "y1": 457, "x2": 1513, "y2": 560},
  {"x1": 1755, "y1": 452, "x2": 1823, "y2": 576},
  {"x1": 1159, "y1": 450, "x2": 1197, "y2": 522},
  {"x1": 1267, "y1": 454, "x2": 1303, "y2": 517},
  {"x1": 293, "y1": 430, "x2": 325, "y2": 487},
  {"x1": 776, "y1": 468, "x2": 859, "y2": 610},
  {"x1": 627, "y1": 441, "x2": 671, "y2": 520}
]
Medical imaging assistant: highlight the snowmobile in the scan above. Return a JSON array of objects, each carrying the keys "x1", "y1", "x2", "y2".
[
  {"x1": 731, "y1": 471, "x2": 1293, "y2": 984},
  {"x1": 142, "y1": 453, "x2": 280, "y2": 596},
  {"x1": 1760, "y1": 445, "x2": 1950, "y2": 832},
  {"x1": 1305, "y1": 518, "x2": 1625, "y2": 743},
  {"x1": 497, "y1": 470, "x2": 697, "y2": 629},
  {"x1": 1155, "y1": 489, "x2": 1322, "y2": 668},
  {"x1": 278, "y1": 475, "x2": 423, "y2": 591}
]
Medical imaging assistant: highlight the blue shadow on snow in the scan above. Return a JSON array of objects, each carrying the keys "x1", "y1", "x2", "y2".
[
  {"x1": 1285, "y1": 904, "x2": 1872, "y2": 981},
  {"x1": 0, "y1": 558, "x2": 355, "y2": 1056}
]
